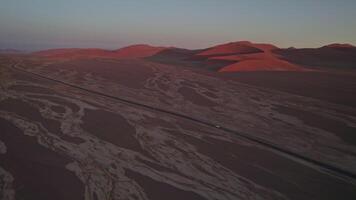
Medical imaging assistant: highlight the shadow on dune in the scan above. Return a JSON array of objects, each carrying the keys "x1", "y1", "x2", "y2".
[{"x1": 146, "y1": 48, "x2": 235, "y2": 71}]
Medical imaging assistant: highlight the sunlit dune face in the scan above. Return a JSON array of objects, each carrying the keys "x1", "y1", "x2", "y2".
[
  {"x1": 218, "y1": 58, "x2": 304, "y2": 72},
  {"x1": 195, "y1": 41, "x2": 304, "y2": 72}
]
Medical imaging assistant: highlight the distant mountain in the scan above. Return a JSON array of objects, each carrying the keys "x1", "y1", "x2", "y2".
[
  {"x1": 274, "y1": 43, "x2": 356, "y2": 69},
  {"x1": 0, "y1": 49, "x2": 24, "y2": 54},
  {"x1": 34, "y1": 44, "x2": 166, "y2": 59},
  {"x1": 34, "y1": 48, "x2": 113, "y2": 58},
  {"x1": 322, "y1": 43, "x2": 355, "y2": 49}
]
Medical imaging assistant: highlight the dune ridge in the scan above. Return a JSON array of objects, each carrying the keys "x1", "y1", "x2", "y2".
[{"x1": 33, "y1": 41, "x2": 356, "y2": 72}]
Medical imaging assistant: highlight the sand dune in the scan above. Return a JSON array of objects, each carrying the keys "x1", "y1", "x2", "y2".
[
  {"x1": 218, "y1": 56, "x2": 303, "y2": 72},
  {"x1": 202, "y1": 41, "x2": 356, "y2": 72},
  {"x1": 202, "y1": 42, "x2": 304, "y2": 72},
  {"x1": 33, "y1": 41, "x2": 356, "y2": 72},
  {"x1": 196, "y1": 41, "x2": 265, "y2": 57}
]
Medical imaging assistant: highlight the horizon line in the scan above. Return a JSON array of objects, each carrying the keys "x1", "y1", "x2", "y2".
[{"x1": 1, "y1": 40, "x2": 355, "y2": 52}]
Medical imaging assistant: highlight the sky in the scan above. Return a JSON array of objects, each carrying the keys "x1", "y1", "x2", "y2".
[{"x1": 1, "y1": 0, "x2": 356, "y2": 51}]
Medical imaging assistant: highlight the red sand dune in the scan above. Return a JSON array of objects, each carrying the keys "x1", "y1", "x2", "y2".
[
  {"x1": 34, "y1": 44, "x2": 166, "y2": 59},
  {"x1": 196, "y1": 41, "x2": 267, "y2": 57},
  {"x1": 33, "y1": 41, "x2": 355, "y2": 72},
  {"x1": 202, "y1": 41, "x2": 304, "y2": 72},
  {"x1": 197, "y1": 41, "x2": 355, "y2": 72},
  {"x1": 218, "y1": 56, "x2": 303, "y2": 72}
]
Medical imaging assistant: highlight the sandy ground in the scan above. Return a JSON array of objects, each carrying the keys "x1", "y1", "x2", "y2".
[
  {"x1": 221, "y1": 71, "x2": 356, "y2": 108},
  {"x1": 0, "y1": 56, "x2": 356, "y2": 199}
]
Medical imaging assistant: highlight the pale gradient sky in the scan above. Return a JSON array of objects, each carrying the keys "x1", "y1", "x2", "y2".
[{"x1": 1, "y1": 0, "x2": 356, "y2": 50}]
